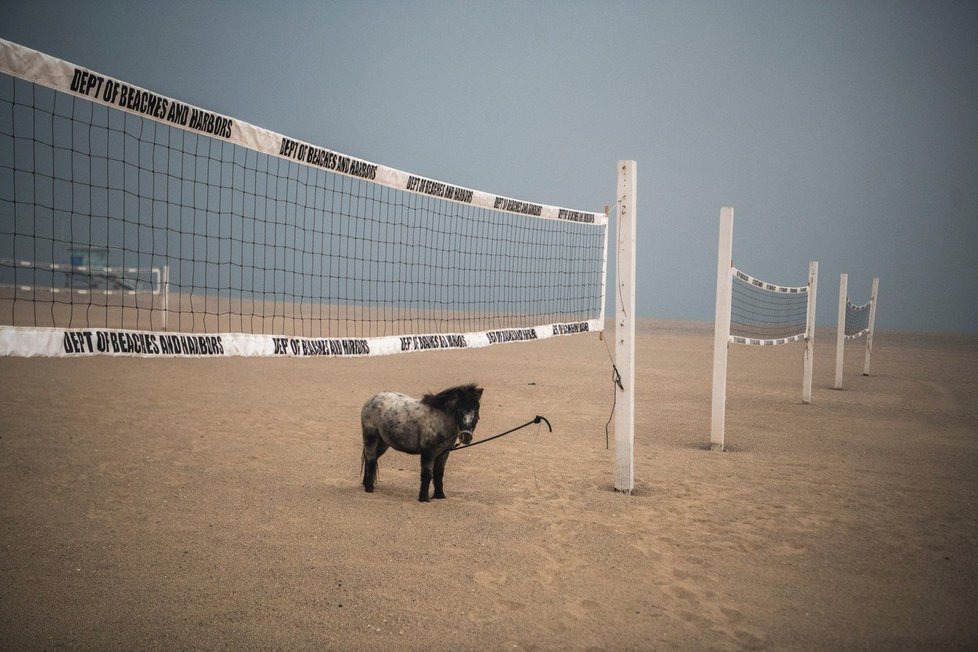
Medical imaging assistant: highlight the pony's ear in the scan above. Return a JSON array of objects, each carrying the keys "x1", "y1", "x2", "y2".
[{"x1": 475, "y1": 387, "x2": 484, "y2": 399}]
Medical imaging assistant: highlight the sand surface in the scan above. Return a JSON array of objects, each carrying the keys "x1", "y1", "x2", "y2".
[{"x1": 1, "y1": 321, "x2": 976, "y2": 650}]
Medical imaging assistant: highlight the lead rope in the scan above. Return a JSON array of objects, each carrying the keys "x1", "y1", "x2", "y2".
[
  {"x1": 451, "y1": 415, "x2": 552, "y2": 451},
  {"x1": 603, "y1": 333, "x2": 623, "y2": 450}
]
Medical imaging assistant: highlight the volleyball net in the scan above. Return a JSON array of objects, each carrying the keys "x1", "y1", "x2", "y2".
[
  {"x1": 729, "y1": 267, "x2": 811, "y2": 346},
  {"x1": 0, "y1": 39, "x2": 608, "y2": 358},
  {"x1": 844, "y1": 299, "x2": 871, "y2": 340},
  {"x1": 834, "y1": 274, "x2": 879, "y2": 387},
  {"x1": 711, "y1": 207, "x2": 818, "y2": 450}
]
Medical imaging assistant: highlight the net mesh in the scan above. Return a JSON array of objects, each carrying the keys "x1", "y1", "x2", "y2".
[
  {"x1": 729, "y1": 268, "x2": 809, "y2": 343},
  {"x1": 0, "y1": 64, "x2": 605, "y2": 349},
  {"x1": 844, "y1": 298, "x2": 871, "y2": 338}
]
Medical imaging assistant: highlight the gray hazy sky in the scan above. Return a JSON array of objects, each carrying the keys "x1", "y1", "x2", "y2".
[{"x1": 2, "y1": 0, "x2": 976, "y2": 332}]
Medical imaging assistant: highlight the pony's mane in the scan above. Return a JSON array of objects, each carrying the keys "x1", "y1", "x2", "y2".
[{"x1": 421, "y1": 383, "x2": 483, "y2": 411}]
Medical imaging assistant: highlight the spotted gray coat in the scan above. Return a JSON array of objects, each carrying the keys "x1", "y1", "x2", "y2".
[{"x1": 360, "y1": 384, "x2": 482, "y2": 502}]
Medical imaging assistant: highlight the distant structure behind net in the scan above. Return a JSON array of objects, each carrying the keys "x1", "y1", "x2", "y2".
[
  {"x1": 834, "y1": 274, "x2": 880, "y2": 389},
  {"x1": 710, "y1": 207, "x2": 818, "y2": 451},
  {"x1": 0, "y1": 39, "x2": 607, "y2": 358}
]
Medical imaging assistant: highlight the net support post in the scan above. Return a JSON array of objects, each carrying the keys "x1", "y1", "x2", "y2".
[
  {"x1": 614, "y1": 160, "x2": 637, "y2": 494},
  {"x1": 710, "y1": 207, "x2": 734, "y2": 451},
  {"x1": 162, "y1": 264, "x2": 170, "y2": 332},
  {"x1": 802, "y1": 260, "x2": 818, "y2": 404},
  {"x1": 863, "y1": 276, "x2": 879, "y2": 376},
  {"x1": 834, "y1": 273, "x2": 848, "y2": 389},
  {"x1": 598, "y1": 206, "x2": 611, "y2": 334}
]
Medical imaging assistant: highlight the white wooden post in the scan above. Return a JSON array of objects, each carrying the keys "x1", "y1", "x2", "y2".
[
  {"x1": 863, "y1": 276, "x2": 879, "y2": 376},
  {"x1": 614, "y1": 160, "x2": 636, "y2": 494},
  {"x1": 598, "y1": 206, "x2": 611, "y2": 334},
  {"x1": 834, "y1": 273, "x2": 848, "y2": 389},
  {"x1": 802, "y1": 260, "x2": 818, "y2": 404},
  {"x1": 162, "y1": 264, "x2": 170, "y2": 332},
  {"x1": 710, "y1": 207, "x2": 734, "y2": 451}
]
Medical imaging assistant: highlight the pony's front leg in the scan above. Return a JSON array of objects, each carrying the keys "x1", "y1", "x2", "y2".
[
  {"x1": 432, "y1": 450, "x2": 450, "y2": 499},
  {"x1": 418, "y1": 449, "x2": 436, "y2": 502}
]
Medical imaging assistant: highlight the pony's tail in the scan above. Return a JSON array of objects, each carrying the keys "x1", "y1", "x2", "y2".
[{"x1": 360, "y1": 449, "x2": 380, "y2": 485}]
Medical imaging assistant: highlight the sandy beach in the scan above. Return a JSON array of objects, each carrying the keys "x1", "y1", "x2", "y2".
[{"x1": 1, "y1": 321, "x2": 976, "y2": 650}]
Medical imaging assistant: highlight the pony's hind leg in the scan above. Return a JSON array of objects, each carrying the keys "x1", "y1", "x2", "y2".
[{"x1": 362, "y1": 428, "x2": 387, "y2": 493}]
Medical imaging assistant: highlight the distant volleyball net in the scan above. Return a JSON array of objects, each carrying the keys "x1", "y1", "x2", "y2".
[
  {"x1": 710, "y1": 207, "x2": 818, "y2": 451},
  {"x1": 833, "y1": 274, "x2": 879, "y2": 388},
  {"x1": 729, "y1": 268, "x2": 810, "y2": 345},
  {"x1": 0, "y1": 39, "x2": 607, "y2": 358}
]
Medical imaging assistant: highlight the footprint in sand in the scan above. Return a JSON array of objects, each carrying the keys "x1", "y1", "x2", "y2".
[
  {"x1": 473, "y1": 569, "x2": 507, "y2": 588},
  {"x1": 773, "y1": 541, "x2": 807, "y2": 556},
  {"x1": 497, "y1": 599, "x2": 526, "y2": 611},
  {"x1": 669, "y1": 583, "x2": 698, "y2": 604},
  {"x1": 629, "y1": 539, "x2": 664, "y2": 563},
  {"x1": 720, "y1": 606, "x2": 745, "y2": 624},
  {"x1": 564, "y1": 599, "x2": 601, "y2": 619}
]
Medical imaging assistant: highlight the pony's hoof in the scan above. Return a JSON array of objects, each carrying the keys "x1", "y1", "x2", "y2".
[
  {"x1": 418, "y1": 495, "x2": 430, "y2": 503},
  {"x1": 432, "y1": 492, "x2": 446, "y2": 499},
  {"x1": 364, "y1": 486, "x2": 374, "y2": 493}
]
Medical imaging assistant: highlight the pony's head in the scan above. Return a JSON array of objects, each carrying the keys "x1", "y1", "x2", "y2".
[{"x1": 421, "y1": 383, "x2": 483, "y2": 444}]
